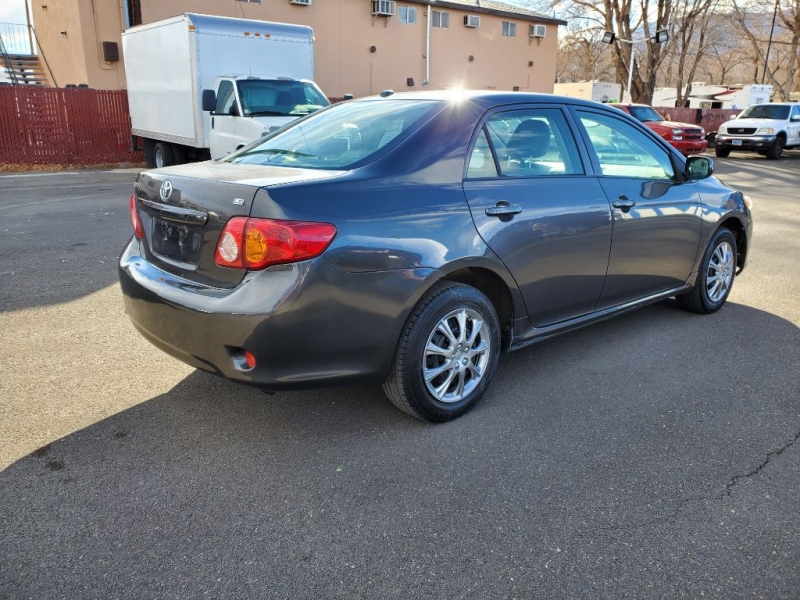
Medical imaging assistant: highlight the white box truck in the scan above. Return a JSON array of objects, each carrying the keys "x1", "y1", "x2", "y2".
[
  {"x1": 122, "y1": 13, "x2": 330, "y2": 167},
  {"x1": 553, "y1": 81, "x2": 622, "y2": 104}
]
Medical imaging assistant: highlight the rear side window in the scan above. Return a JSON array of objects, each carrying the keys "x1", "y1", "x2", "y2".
[
  {"x1": 479, "y1": 108, "x2": 584, "y2": 177},
  {"x1": 577, "y1": 111, "x2": 675, "y2": 180},
  {"x1": 228, "y1": 99, "x2": 443, "y2": 169}
]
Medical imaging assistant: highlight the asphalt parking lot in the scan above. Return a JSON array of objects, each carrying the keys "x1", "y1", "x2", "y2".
[{"x1": 1, "y1": 153, "x2": 799, "y2": 599}]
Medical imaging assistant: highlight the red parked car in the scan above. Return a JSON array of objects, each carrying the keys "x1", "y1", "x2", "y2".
[{"x1": 613, "y1": 104, "x2": 708, "y2": 155}]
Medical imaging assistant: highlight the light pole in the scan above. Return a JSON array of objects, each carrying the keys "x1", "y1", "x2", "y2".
[{"x1": 603, "y1": 29, "x2": 669, "y2": 103}]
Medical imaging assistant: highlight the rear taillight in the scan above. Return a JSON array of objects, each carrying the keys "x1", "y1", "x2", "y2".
[
  {"x1": 129, "y1": 194, "x2": 144, "y2": 239},
  {"x1": 215, "y1": 217, "x2": 337, "y2": 270}
]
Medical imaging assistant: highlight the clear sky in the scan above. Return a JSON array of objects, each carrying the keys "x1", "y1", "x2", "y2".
[{"x1": 1, "y1": 0, "x2": 29, "y2": 25}]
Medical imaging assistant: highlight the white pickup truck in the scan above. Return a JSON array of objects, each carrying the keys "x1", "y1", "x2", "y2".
[{"x1": 715, "y1": 102, "x2": 800, "y2": 160}]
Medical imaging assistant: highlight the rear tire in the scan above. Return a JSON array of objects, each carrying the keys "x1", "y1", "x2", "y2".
[
  {"x1": 154, "y1": 142, "x2": 175, "y2": 168},
  {"x1": 766, "y1": 136, "x2": 784, "y2": 160},
  {"x1": 715, "y1": 147, "x2": 730, "y2": 158},
  {"x1": 383, "y1": 281, "x2": 501, "y2": 422},
  {"x1": 676, "y1": 227, "x2": 737, "y2": 314}
]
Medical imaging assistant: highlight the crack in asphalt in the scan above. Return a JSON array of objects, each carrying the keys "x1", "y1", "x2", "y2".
[{"x1": 579, "y1": 429, "x2": 800, "y2": 537}]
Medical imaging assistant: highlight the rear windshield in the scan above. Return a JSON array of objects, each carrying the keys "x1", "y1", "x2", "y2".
[
  {"x1": 738, "y1": 104, "x2": 790, "y2": 120},
  {"x1": 226, "y1": 99, "x2": 443, "y2": 169}
]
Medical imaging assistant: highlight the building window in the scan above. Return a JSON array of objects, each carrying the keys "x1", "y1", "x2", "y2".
[
  {"x1": 502, "y1": 21, "x2": 516, "y2": 37},
  {"x1": 399, "y1": 6, "x2": 417, "y2": 24},
  {"x1": 127, "y1": 0, "x2": 142, "y2": 26},
  {"x1": 432, "y1": 10, "x2": 449, "y2": 28},
  {"x1": 237, "y1": 0, "x2": 262, "y2": 3}
]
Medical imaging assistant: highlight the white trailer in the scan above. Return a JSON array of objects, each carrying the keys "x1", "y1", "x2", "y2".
[
  {"x1": 652, "y1": 83, "x2": 772, "y2": 109},
  {"x1": 553, "y1": 81, "x2": 622, "y2": 104},
  {"x1": 122, "y1": 13, "x2": 330, "y2": 167}
]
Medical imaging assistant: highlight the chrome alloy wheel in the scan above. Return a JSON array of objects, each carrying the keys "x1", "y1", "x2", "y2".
[
  {"x1": 423, "y1": 308, "x2": 491, "y2": 403},
  {"x1": 706, "y1": 240, "x2": 734, "y2": 303}
]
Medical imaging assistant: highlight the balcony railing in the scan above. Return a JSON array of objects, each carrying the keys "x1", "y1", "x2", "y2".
[{"x1": 0, "y1": 22, "x2": 35, "y2": 56}]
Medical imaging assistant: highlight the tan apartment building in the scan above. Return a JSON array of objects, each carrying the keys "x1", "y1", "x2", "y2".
[{"x1": 25, "y1": 0, "x2": 565, "y2": 97}]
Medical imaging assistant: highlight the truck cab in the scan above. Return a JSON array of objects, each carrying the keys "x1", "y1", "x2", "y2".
[{"x1": 203, "y1": 76, "x2": 329, "y2": 159}]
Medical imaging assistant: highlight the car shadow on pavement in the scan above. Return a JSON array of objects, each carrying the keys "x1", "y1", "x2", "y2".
[{"x1": 2, "y1": 300, "x2": 799, "y2": 599}]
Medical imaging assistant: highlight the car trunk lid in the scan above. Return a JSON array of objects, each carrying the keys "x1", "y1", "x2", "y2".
[{"x1": 133, "y1": 162, "x2": 343, "y2": 289}]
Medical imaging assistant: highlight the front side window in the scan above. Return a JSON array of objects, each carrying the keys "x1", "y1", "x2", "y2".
[
  {"x1": 227, "y1": 99, "x2": 443, "y2": 169},
  {"x1": 480, "y1": 108, "x2": 584, "y2": 177},
  {"x1": 215, "y1": 80, "x2": 237, "y2": 115},
  {"x1": 399, "y1": 6, "x2": 417, "y2": 24},
  {"x1": 577, "y1": 111, "x2": 675, "y2": 179},
  {"x1": 432, "y1": 10, "x2": 449, "y2": 28},
  {"x1": 502, "y1": 21, "x2": 516, "y2": 37}
]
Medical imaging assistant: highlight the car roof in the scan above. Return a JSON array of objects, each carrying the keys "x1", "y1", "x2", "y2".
[{"x1": 349, "y1": 90, "x2": 616, "y2": 110}]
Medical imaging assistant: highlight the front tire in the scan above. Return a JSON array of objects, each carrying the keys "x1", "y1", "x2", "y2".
[
  {"x1": 766, "y1": 136, "x2": 785, "y2": 160},
  {"x1": 383, "y1": 281, "x2": 501, "y2": 422},
  {"x1": 676, "y1": 227, "x2": 737, "y2": 314},
  {"x1": 715, "y1": 147, "x2": 730, "y2": 158}
]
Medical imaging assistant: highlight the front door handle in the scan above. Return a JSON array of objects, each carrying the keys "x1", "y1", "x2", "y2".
[
  {"x1": 612, "y1": 196, "x2": 636, "y2": 210},
  {"x1": 485, "y1": 203, "x2": 522, "y2": 217}
]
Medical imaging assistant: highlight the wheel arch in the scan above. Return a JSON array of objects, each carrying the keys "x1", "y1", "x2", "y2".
[
  {"x1": 436, "y1": 265, "x2": 520, "y2": 350},
  {"x1": 717, "y1": 216, "x2": 749, "y2": 273}
]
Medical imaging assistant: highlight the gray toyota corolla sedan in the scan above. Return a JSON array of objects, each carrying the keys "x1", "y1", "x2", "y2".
[{"x1": 120, "y1": 91, "x2": 752, "y2": 422}]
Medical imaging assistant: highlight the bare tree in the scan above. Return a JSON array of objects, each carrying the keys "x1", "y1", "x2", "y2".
[
  {"x1": 556, "y1": 27, "x2": 616, "y2": 82},
  {"x1": 729, "y1": 0, "x2": 799, "y2": 100},
  {"x1": 667, "y1": 0, "x2": 718, "y2": 105}
]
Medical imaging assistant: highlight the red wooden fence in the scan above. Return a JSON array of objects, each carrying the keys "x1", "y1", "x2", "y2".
[
  {"x1": 0, "y1": 87, "x2": 746, "y2": 166},
  {"x1": 0, "y1": 86, "x2": 142, "y2": 165}
]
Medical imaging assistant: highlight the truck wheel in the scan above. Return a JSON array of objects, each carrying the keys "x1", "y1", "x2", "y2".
[
  {"x1": 715, "y1": 148, "x2": 730, "y2": 158},
  {"x1": 154, "y1": 142, "x2": 175, "y2": 168},
  {"x1": 766, "y1": 136, "x2": 785, "y2": 160}
]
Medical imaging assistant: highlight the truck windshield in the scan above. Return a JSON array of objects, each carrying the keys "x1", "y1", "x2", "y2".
[
  {"x1": 226, "y1": 99, "x2": 443, "y2": 169},
  {"x1": 627, "y1": 106, "x2": 664, "y2": 123},
  {"x1": 738, "y1": 105, "x2": 790, "y2": 120},
  {"x1": 236, "y1": 80, "x2": 329, "y2": 117}
]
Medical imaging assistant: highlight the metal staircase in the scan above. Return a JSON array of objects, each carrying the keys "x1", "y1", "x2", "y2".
[
  {"x1": 1, "y1": 23, "x2": 50, "y2": 86},
  {"x1": 2, "y1": 53, "x2": 49, "y2": 85}
]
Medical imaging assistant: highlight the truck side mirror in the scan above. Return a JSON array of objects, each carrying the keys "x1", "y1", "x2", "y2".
[
  {"x1": 201, "y1": 89, "x2": 216, "y2": 112},
  {"x1": 343, "y1": 94, "x2": 354, "y2": 101}
]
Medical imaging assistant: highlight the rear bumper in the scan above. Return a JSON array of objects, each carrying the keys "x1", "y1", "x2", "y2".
[
  {"x1": 715, "y1": 134, "x2": 777, "y2": 151},
  {"x1": 118, "y1": 238, "x2": 434, "y2": 389}
]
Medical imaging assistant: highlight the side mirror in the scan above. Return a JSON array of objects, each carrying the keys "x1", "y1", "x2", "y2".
[
  {"x1": 201, "y1": 89, "x2": 216, "y2": 112},
  {"x1": 343, "y1": 93, "x2": 354, "y2": 101},
  {"x1": 229, "y1": 103, "x2": 240, "y2": 117},
  {"x1": 791, "y1": 114, "x2": 800, "y2": 122},
  {"x1": 686, "y1": 156, "x2": 714, "y2": 180}
]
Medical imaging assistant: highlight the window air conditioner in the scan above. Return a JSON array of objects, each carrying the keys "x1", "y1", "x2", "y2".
[
  {"x1": 530, "y1": 24, "x2": 547, "y2": 37},
  {"x1": 372, "y1": 0, "x2": 396, "y2": 16},
  {"x1": 290, "y1": 0, "x2": 312, "y2": 5},
  {"x1": 464, "y1": 15, "x2": 480, "y2": 28}
]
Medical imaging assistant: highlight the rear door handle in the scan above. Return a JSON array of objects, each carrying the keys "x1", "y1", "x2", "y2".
[
  {"x1": 612, "y1": 196, "x2": 636, "y2": 210},
  {"x1": 485, "y1": 203, "x2": 522, "y2": 217}
]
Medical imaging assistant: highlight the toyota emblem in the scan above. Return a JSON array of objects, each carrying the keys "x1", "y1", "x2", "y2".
[{"x1": 160, "y1": 180, "x2": 173, "y2": 201}]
